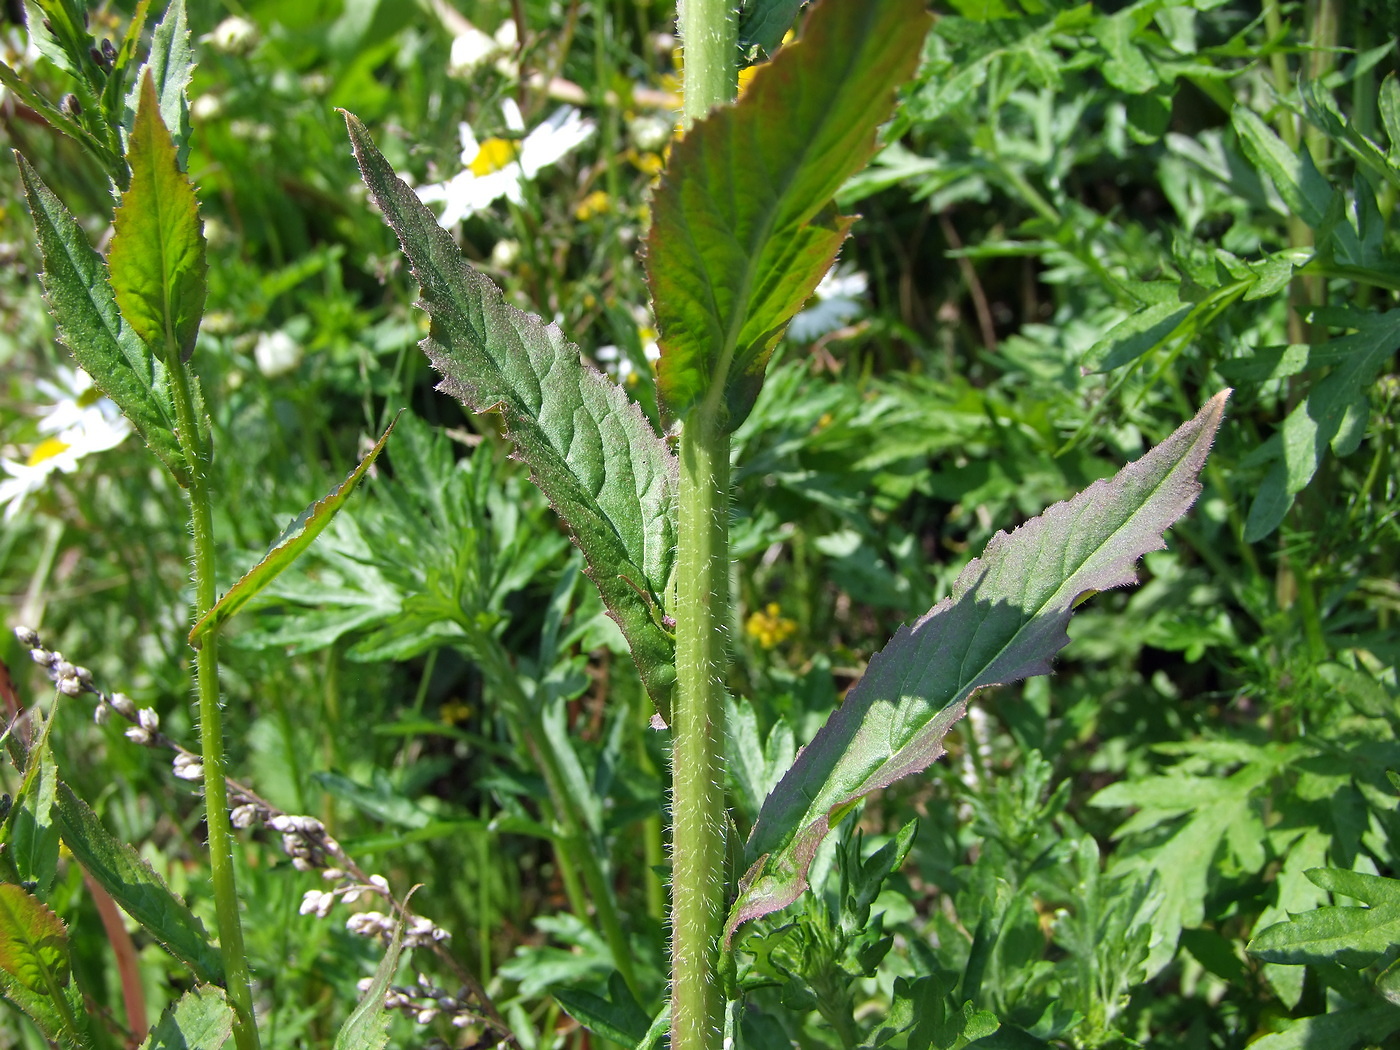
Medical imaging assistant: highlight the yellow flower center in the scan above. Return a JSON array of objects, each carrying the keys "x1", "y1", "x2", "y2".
[
  {"x1": 26, "y1": 437, "x2": 70, "y2": 467},
  {"x1": 574, "y1": 190, "x2": 612, "y2": 221},
  {"x1": 470, "y1": 137, "x2": 521, "y2": 176},
  {"x1": 745, "y1": 602, "x2": 797, "y2": 649}
]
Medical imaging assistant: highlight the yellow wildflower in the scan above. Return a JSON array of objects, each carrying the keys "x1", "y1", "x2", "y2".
[{"x1": 745, "y1": 603, "x2": 797, "y2": 649}]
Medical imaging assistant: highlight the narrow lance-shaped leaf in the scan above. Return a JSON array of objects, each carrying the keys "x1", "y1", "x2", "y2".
[
  {"x1": 124, "y1": 0, "x2": 195, "y2": 170},
  {"x1": 55, "y1": 782, "x2": 224, "y2": 984},
  {"x1": 189, "y1": 413, "x2": 399, "y2": 648},
  {"x1": 728, "y1": 391, "x2": 1230, "y2": 938},
  {"x1": 333, "y1": 908, "x2": 405, "y2": 1050},
  {"x1": 4, "y1": 704, "x2": 60, "y2": 896},
  {"x1": 14, "y1": 152, "x2": 188, "y2": 484},
  {"x1": 647, "y1": 0, "x2": 931, "y2": 431},
  {"x1": 110, "y1": 68, "x2": 207, "y2": 363},
  {"x1": 344, "y1": 112, "x2": 679, "y2": 720},
  {"x1": 139, "y1": 986, "x2": 235, "y2": 1050}
]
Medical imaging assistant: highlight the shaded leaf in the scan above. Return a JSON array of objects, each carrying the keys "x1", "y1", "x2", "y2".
[
  {"x1": 344, "y1": 112, "x2": 679, "y2": 720},
  {"x1": 189, "y1": 414, "x2": 398, "y2": 647},
  {"x1": 728, "y1": 392, "x2": 1228, "y2": 937},
  {"x1": 139, "y1": 985, "x2": 234, "y2": 1050},
  {"x1": 14, "y1": 152, "x2": 187, "y2": 484},
  {"x1": 126, "y1": 0, "x2": 195, "y2": 170},
  {"x1": 55, "y1": 782, "x2": 224, "y2": 984},
  {"x1": 3, "y1": 703, "x2": 59, "y2": 896},
  {"x1": 554, "y1": 972, "x2": 651, "y2": 1045},
  {"x1": 647, "y1": 0, "x2": 931, "y2": 431},
  {"x1": 739, "y1": 0, "x2": 806, "y2": 58},
  {"x1": 1233, "y1": 108, "x2": 1331, "y2": 227},
  {"x1": 109, "y1": 70, "x2": 207, "y2": 363}
]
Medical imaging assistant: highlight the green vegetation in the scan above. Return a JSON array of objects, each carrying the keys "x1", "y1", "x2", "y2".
[{"x1": 0, "y1": 1, "x2": 1397, "y2": 1048}]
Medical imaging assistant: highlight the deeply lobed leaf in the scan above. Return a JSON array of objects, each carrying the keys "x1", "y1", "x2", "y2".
[
  {"x1": 646, "y1": 0, "x2": 931, "y2": 431},
  {"x1": 728, "y1": 391, "x2": 1229, "y2": 938},
  {"x1": 344, "y1": 112, "x2": 679, "y2": 718}
]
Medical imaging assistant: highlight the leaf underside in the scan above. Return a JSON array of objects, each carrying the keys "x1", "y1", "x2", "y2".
[
  {"x1": 647, "y1": 0, "x2": 931, "y2": 431},
  {"x1": 189, "y1": 412, "x2": 400, "y2": 647},
  {"x1": 344, "y1": 112, "x2": 679, "y2": 719},
  {"x1": 727, "y1": 391, "x2": 1230, "y2": 939}
]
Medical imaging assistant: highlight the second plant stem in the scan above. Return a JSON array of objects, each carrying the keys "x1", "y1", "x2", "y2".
[{"x1": 169, "y1": 354, "x2": 260, "y2": 1050}]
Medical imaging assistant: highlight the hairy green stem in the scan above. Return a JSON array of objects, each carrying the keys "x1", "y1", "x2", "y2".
[
  {"x1": 671, "y1": 417, "x2": 732, "y2": 1050},
  {"x1": 168, "y1": 356, "x2": 260, "y2": 1050},
  {"x1": 672, "y1": 2, "x2": 736, "y2": 1045}
]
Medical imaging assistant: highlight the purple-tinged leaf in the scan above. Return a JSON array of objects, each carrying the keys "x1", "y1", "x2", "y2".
[
  {"x1": 728, "y1": 391, "x2": 1230, "y2": 939},
  {"x1": 188, "y1": 414, "x2": 398, "y2": 648}
]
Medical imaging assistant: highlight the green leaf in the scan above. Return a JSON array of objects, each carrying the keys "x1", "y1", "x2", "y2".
[
  {"x1": 126, "y1": 0, "x2": 195, "y2": 170},
  {"x1": 728, "y1": 392, "x2": 1229, "y2": 937},
  {"x1": 13, "y1": 152, "x2": 188, "y2": 485},
  {"x1": 1233, "y1": 107, "x2": 1332, "y2": 227},
  {"x1": 343, "y1": 111, "x2": 679, "y2": 720},
  {"x1": 188, "y1": 413, "x2": 398, "y2": 647},
  {"x1": 1248, "y1": 869, "x2": 1400, "y2": 969},
  {"x1": 139, "y1": 986, "x2": 235, "y2": 1050},
  {"x1": 55, "y1": 782, "x2": 224, "y2": 984},
  {"x1": 739, "y1": 0, "x2": 806, "y2": 58},
  {"x1": 554, "y1": 972, "x2": 652, "y2": 1045},
  {"x1": 333, "y1": 909, "x2": 405, "y2": 1050},
  {"x1": 646, "y1": 0, "x2": 931, "y2": 431},
  {"x1": 1094, "y1": 11, "x2": 1159, "y2": 95},
  {"x1": 0, "y1": 882, "x2": 86, "y2": 1048},
  {"x1": 3, "y1": 704, "x2": 59, "y2": 896},
  {"x1": 1243, "y1": 1005, "x2": 1400, "y2": 1050},
  {"x1": 1086, "y1": 300, "x2": 1192, "y2": 373},
  {"x1": 109, "y1": 69, "x2": 207, "y2": 364}
]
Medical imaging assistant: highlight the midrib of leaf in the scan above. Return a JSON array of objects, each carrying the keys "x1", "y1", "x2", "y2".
[{"x1": 695, "y1": 14, "x2": 882, "y2": 425}]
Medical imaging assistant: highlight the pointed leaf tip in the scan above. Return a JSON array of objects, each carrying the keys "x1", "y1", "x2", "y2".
[{"x1": 727, "y1": 391, "x2": 1229, "y2": 937}]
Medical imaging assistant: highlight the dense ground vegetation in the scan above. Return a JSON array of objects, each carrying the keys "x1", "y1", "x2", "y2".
[{"x1": 1, "y1": 0, "x2": 1398, "y2": 1047}]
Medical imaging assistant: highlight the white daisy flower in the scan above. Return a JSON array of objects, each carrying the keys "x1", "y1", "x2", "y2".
[
  {"x1": 0, "y1": 367, "x2": 131, "y2": 520},
  {"x1": 787, "y1": 266, "x2": 869, "y2": 342},
  {"x1": 416, "y1": 98, "x2": 595, "y2": 227}
]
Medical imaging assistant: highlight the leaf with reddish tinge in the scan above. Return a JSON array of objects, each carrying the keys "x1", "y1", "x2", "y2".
[
  {"x1": 728, "y1": 391, "x2": 1229, "y2": 939},
  {"x1": 189, "y1": 413, "x2": 399, "y2": 647},
  {"x1": 109, "y1": 69, "x2": 206, "y2": 363},
  {"x1": 647, "y1": 0, "x2": 931, "y2": 431}
]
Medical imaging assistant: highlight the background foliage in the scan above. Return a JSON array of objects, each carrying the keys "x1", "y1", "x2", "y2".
[{"x1": 0, "y1": 0, "x2": 1397, "y2": 1047}]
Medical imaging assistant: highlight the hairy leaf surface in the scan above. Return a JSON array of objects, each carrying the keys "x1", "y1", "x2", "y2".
[
  {"x1": 189, "y1": 413, "x2": 398, "y2": 647},
  {"x1": 110, "y1": 70, "x2": 207, "y2": 363},
  {"x1": 55, "y1": 783, "x2": 224, "y2": 984},
  {"x1": 729, "y1": 392, "x2": 1228, "y2": 937},
  {"x1": 125, "y1": 0, "x2": 195, "y2": 169},
  {"x1": 0, "y1": 882, "x2": 86, "y2": 1048},
  {"x1": 646, "y1": 0, "x2": 930, "y2": 431},
  {"x1": 14, "y1": 153, "x2": 187, "y2": 484},
  {"x1": 139, "y1": 986, "x2": 234, "y2": 1050},
  {"x1": 344, "y1": 112, "x2": 678, "y2": 718}
]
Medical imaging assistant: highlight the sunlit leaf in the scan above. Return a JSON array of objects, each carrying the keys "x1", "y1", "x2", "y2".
[
  {"x1": 188, "y1": 413, "x2": 399, "y2": 647},
  {"x1": 729, "y1": 392, "x2": 1228, "y2": 937},
  {"x1": 646, "y1": 0, "x2": 931, "y2": 431},
  {"x1": 139, "y1": 986, "x2": 235, "y2": 1050}
]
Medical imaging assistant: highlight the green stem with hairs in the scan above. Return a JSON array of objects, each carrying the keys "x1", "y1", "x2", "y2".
[
  {"x1": 167, "y1": 355, "x2": 260, "y2": 1050},
  {"x1": 671, "y1": 3, "x2": 737, "y2": 1046}
]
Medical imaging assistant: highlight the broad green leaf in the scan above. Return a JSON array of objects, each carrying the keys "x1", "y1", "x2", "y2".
[
  {"x1": 1233, "y1": 107, "x2": 1331, "y2": 227},
  {"x1": 110, "y1": 69, "x2": 207, "y2": 363},
  {"x1": 1086, "y1": 300, "x2": 1192, "y2": 373},
  {"x1": 139, "y1": 986, "x2": 234, "y2": 1050},
  {"x1": 344, "y1": 112, "x2": 679, "y2": 720},
  {"x1": 188, "y1": 414, "x2": 398, "y2": 647},
  {"x1": 14, "y1": 153, "x2": 188, "y2": 484},
  {"x1": 4, "y1": 706, "x2": 59, "y2": 896},
  {"x1": 125, "y1": 0, "x2": 195, "y2": 170},
  {"x1": 554, "y1": 972, "x2": 652, "y2": 1045},
  {"x1": 0, "y1": 883, "x2": 86, "y2": 1049},
  {"x1": 1243, "y1": 1005, "x2": 1400, "y2": 1050},
  {"x1": 55, "y1": 782, "x2": 224, "y2": 984},
  {"x1": 729, "y1": 392, "x2": 1229, "y2": 937},
  {"x1": 1248, "y1": 869, "x2": 1400, "y2": 969},
  {"x1": 739, "y1": 0, "x2": 806, "y2": 58},
  {"x1": 1253, "y1": 827, "x2": 1332, "y2": 1008},
  {"x1": 333, "y1": 912, "x2": 405, "y2": 1050},
  {"x1": 1093, "y1": 11, "x2": 1159, "y2": 95},
  {"x1": 646, "y1": 0, "x2": 931, "y2": 431}
]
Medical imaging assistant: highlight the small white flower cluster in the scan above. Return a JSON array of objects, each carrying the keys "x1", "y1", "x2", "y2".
[
  {"x1": 345, "y1": 909, "x2": 451, "y2": 950},
  {"x1": 268, "y1": 813, "x2": 343, "y2": 873},
  {"x1": 357, "y1": 972, "x2": 478, "y2": 1030},
  {"x1": 17, "y1": 626, "x2": 162, "y2": 744}
]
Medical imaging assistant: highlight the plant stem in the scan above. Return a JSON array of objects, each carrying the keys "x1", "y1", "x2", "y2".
[
  {"x1": 167, "y1": 358, "x2": 260, "y2": 1050},
  {"x1": 672, "y1": 2, "x2": 736, "y2": 1045},
  {"x1": 671, "y1": 415, "x2": 732, "y2": 1050}
]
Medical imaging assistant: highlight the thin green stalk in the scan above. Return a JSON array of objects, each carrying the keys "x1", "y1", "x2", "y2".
[
  {"x1": 671, "y1": 416, "x2": 732, "y2": 1050},
  {"x1": 168, "y1": 357, "x2": 260, "y2": 1050},
  {"x1": 672, "y1": 3, "x2": 736, "y2": 1046}
]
